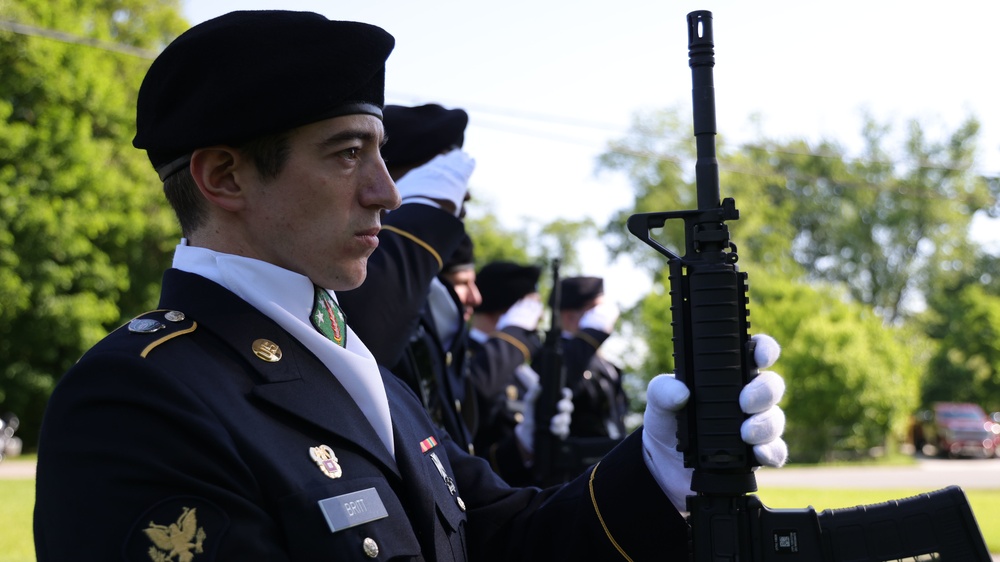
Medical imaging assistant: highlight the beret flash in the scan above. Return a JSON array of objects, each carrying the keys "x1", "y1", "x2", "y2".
[
  {"x1": 553, "y1": 276, "x2": 604, "y2": 311},
  {"x1": 443, "y1": 232, "x2": 475, "y2": 273},
  {"x1": 476, "y1": 261, "x2": 542, "y2": 314},
  {"x1": 381, "y1": 104, "x2": 469, "y2": 168},
  {"x1": 133, "y1": 11, "x2": 395, "y2": 179}
]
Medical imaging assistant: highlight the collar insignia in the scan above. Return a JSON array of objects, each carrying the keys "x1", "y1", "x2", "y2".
[{"x1": 251, "y1": 338, "x2": 282, "y2": 362}]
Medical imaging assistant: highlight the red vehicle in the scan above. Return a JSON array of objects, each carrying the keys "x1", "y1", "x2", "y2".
[{"x1": 913, "y1": 402, "x2": 1000, "y2": 458}]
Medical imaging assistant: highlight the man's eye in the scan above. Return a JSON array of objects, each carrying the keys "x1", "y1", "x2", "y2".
[{"x1": 340, "y1": 147, "x2": 361, "y2": 159}]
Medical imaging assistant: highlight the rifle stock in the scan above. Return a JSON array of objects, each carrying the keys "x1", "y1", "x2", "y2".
[{"x1": 627, "y1": 10, "x2": 991, "y2": 561}]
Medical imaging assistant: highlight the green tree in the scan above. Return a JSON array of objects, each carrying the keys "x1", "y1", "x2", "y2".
[
  {"x1": 463, "y1": 211, "x2": 532, "y2": 267},
  {"x1": 749, "y1": 276, "x2": 924, "y2": 462},
  {"x1": 635, "y1": 273, "x2": 923, "y2": 462},
  {"x1": 599, "y1": 108, "x2": 802, "y2": 282},
  {"x1": 464, "y1": 206, "x2": 590, "y2": 275},
  {"x1": 745, "y1": 115, "x2": 998, "y2": 324},
  {"x1": 0, "y1": 1, "x2": 187, "y2": 448},
  {"x1": 920, "y1": 283, "x2": 1000, "y2": 412},
  {"x1": 600, "y1": 109, "x2": 932, "y2": 461}
]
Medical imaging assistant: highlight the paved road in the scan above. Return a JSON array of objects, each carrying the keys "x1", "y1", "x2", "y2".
[
  {"x1": 756, "y1": 455, "x2": 1000, "y2": 490},
  {"x1": 0, "y1": 458, "x2": 34, "y2": 479},
  {"x1": 4, "y1": 454, "x2": 998, "y2": 489}
]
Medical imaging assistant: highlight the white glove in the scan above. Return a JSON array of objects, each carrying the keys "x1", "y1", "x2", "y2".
[
  {"x1": 642, "y1": 334, "x2": 788, "y2": 512},
  {"x1": 497, "y1": 295, "x2": 544, "y2": 331},
  {"x1": 514, "y1": 365, "x2": 574, "y2": 454},
  {"x1": 578, "y1": 301, "x2": 620, "y2": 334},
  {"x1": 394, "y1": 150, "x2": 475, "y2": 217}
]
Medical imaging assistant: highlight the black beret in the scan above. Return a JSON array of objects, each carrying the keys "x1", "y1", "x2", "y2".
[
  {"x1": 553, "y1": 276, "x2": 604, "y2": 310},
  {"x1": 381, "y1": 104, "x2": 469, "y2": 168},
  {"x1": 133, "y1": 11, "x2": 395, "y2": 178},
  {"x1": 476, "y1": 261, "x2": 542, "y2": 314},
  {"x1": 443, "y1": 233, "x2": 475, "y2": 273}
]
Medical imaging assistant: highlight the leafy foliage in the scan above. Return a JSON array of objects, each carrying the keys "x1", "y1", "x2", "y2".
[
  {"x1": 920, "y1": 283, "x2": 1000, "y2": 412},
  {"x1": 0, "y1": 0, "x2": 187, "y2": 448},
  {"x1": 750, "y1": 277, "x2": 924, "y2": 462},
  {"x1": 744, "y1": 115, "x2": 997, "y2": 324},
  {"x1": 598, "y1": 107, "x2": 984, "y2": 461}
]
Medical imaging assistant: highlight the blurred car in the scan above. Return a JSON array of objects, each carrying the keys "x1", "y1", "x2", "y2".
[
  {"x1": 913, "y1": 402, "x2": 1000, "y2": 458},
  {"x1": 0, "y1": 413, "x2": 21, "y2": 462}
]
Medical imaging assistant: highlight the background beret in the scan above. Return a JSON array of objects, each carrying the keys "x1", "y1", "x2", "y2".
[
  {"x1": 476, "y1": 261, "x2": 542, "y2": 313},
  {"x1": 553, "y1": 276, "x2": 604, "y2": 311},
  {"x1": 133, "y1": 11, "x2": 395, "y2": 172},
  {"x1": 381, "y1": 104, "x2": 469, "y2": 168},
  {"x1": 443, "y1": 233, "x2": 475, "y2": 273}
]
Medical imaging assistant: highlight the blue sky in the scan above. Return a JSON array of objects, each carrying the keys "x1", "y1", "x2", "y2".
[{"x1": 182, "y1": 1, "x2": 1000, "y2": 307}]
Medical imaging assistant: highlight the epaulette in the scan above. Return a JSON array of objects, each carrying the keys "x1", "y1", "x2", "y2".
[
  {"x1": 123, "y1": 309, "x2": 198, "y2": 358},
  {"x1": 380, "y1": 224, "x2": 443, "y2": 269},
  {"x1": 490, "y1": 331, "x2": 531, "y2": 363},
  {"x1": 575, "y1": 330, "x2": 602, "y2": 351}
]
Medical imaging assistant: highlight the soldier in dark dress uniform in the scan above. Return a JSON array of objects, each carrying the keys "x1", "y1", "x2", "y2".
[
  {"x1": 555, "y1": 276, "x2": 629, "y2": 439},
  {"x1": 342, "y1": 103, "x2": 480, "y2": 452},
  {"x1": 33, "y1": 11, "x2": 789, "y2": 561},
  {"x1": 467, "y1": 261, "x2": 548, "y2": 481}
]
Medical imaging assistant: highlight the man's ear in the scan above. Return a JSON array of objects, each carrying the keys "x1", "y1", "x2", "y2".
[{"x1": 189, "y1": 147, "x2": 245, "y2": 212}]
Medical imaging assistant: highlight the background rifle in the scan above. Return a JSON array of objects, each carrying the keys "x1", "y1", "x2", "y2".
[
  {"x1": 532, "y1": 258, "x2": 564, "y2": 485},
  {"x1": 532, "y1": 259, "x2": 627, "y2": 486},
  {"x1": 627, "y1": 10, "x2": 991, "y2": 560}
]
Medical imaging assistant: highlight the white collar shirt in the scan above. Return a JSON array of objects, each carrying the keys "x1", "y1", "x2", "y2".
[{"x1": 171, "y1": 240, "x2": 395, "y2": 458}]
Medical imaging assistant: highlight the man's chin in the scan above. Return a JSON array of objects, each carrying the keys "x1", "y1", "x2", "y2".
[{"x1": 323, "y1": 260, "x2": 369, "y2": 292}]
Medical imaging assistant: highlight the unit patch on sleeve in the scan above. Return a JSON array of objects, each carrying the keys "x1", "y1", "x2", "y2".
[{"x1": 125, "y1": 497, "x2": 229, "y2": 561}]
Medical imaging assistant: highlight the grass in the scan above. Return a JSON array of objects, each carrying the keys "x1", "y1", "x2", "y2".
[
  {"x1": 757, "y1": 487, "x2": 1000, "y2": 555},
  {"x1": 0, "y1": 478, "x2": 33, "y2": 562},
  {"x1": 2, "y1": 468, "x2": 997, "y2": 560}
]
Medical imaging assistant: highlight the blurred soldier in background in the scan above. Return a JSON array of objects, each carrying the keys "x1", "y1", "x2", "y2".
[
  {"x1": 467, "y1": 261, "x2": 572, "y2": 484},
  {"x1": 342, "y1": 103, "x2": 480, "y2": 452},
  {"x1": 555, "y1": 276, "x2": 629, "y2": 439}
]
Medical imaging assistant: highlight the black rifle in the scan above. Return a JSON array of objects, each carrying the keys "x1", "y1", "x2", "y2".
[
  {"x1": 532, "y1": 258, "x2": 564, "y2": 485},
  {"x1": 627, "y1": 10, "x2": 991, "y2": 561},
  {"x1": 532, "y1": 259, "x2": 622, "y2": 486}
]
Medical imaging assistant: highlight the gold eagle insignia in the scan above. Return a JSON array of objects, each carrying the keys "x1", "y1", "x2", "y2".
[{"x1": 143, "y1": 506, "x2": 207, "y2": 562}]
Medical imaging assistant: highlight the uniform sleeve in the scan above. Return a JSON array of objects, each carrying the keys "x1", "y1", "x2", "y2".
[
  {"x1": 454, "y1": 429, "x2": 690, "y2": 561},
  {"x1": 339, "y1": 203, "x2": 465, "y2": 367}
]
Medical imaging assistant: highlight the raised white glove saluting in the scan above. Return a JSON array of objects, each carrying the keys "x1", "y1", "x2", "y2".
[
  {"x1": 642, "y1": 334, "x2": 788, "y2": 512},
  {"x1": 578, "y1": 301, "x2": 620, "y2": 334},
  {"x1": 394, "y1": 150, "x2": 475, "y2": 217},
  {"x1": 496, "y1": 295, "x2": 544, "y2": 332}
]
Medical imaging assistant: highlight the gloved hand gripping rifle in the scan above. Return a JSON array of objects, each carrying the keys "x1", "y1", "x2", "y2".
[{"x1": 627, "y1": 10, "x2": 991, "y2": 561}]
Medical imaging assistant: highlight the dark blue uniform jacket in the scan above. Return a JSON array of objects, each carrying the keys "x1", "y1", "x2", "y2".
[{"x1": 34, "y1": 270, "x2": 688, "y2": 561}]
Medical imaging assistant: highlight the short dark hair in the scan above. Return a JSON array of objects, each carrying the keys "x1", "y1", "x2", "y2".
[
  {"x1": 163, "y1": 170, "x2": 205, "y2": 237},
  {"x1": 163, "y1": 132, "x2": 290, "y2": 237},
  {"x1": 238, "y1": 131, "x2": 291, "y2": 181}
]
